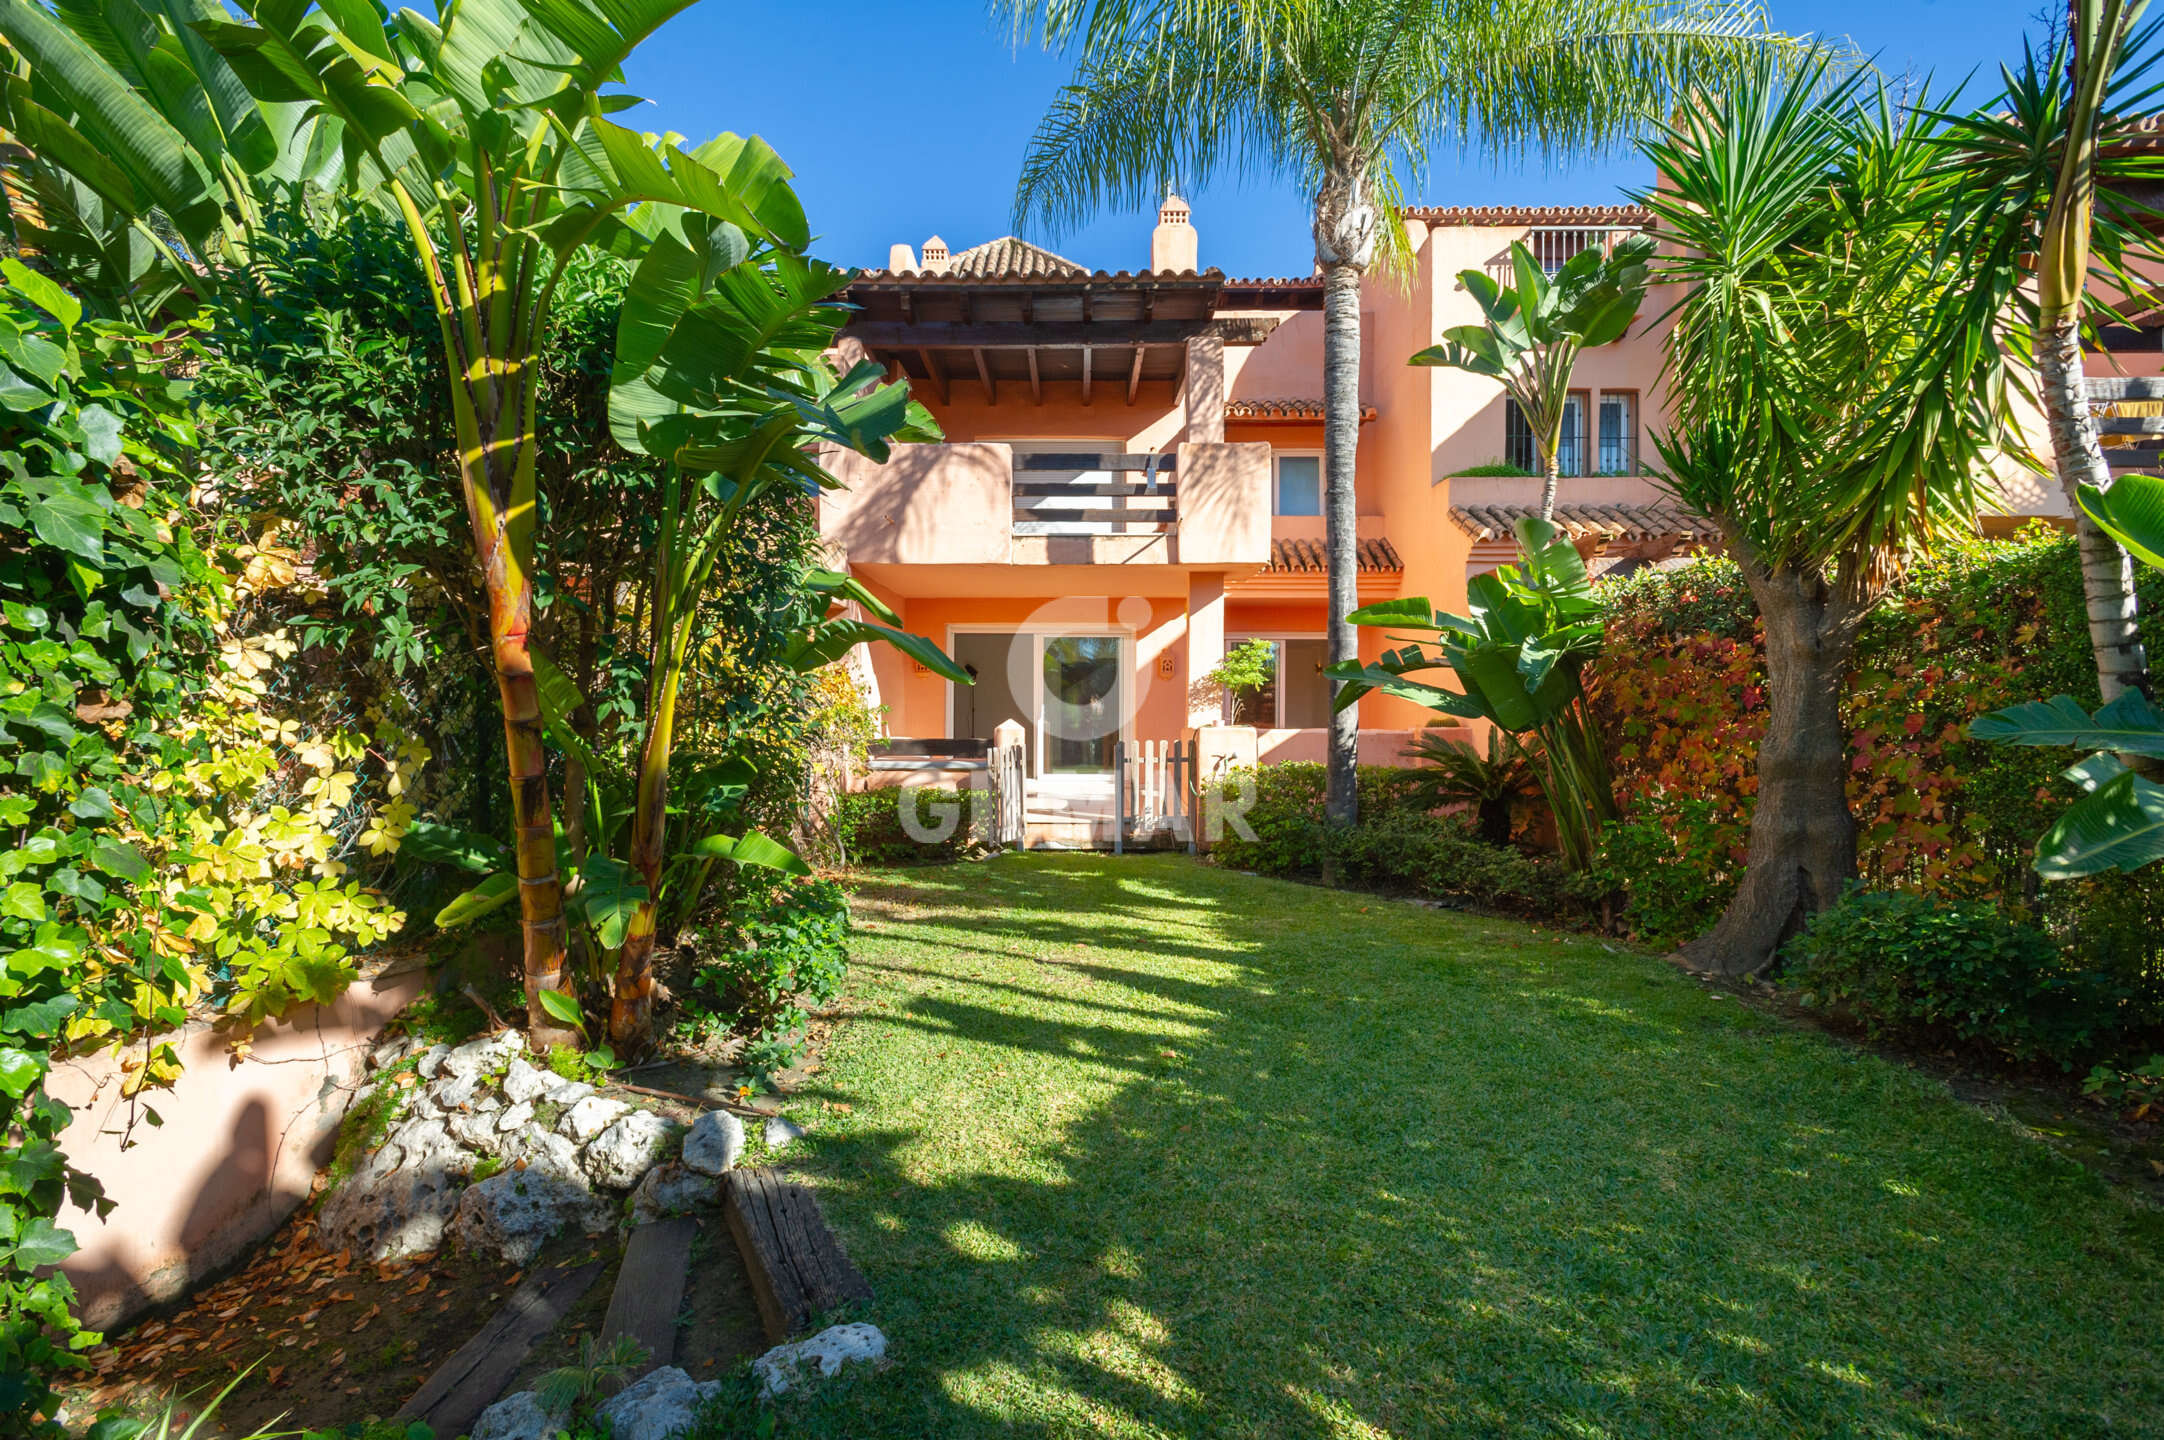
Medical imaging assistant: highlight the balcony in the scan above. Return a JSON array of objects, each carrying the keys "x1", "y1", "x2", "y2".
[
  {"x1": 1486, "y1": 226, "x2": 1643, "y2": 281},
  {"x1": 820, "y1": 441, "x2": 1270, "y2": 569}
]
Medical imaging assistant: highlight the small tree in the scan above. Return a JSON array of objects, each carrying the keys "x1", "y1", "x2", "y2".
[
  {"x1": 1416, "y1": 234, "x2": 1656, "y2": 520},
  {"x1": 1936, "y1": 5, "x2": 2162, "y2": 704},
  {"x1": 1646, "y1": 52, "x2": 2028, "y2": 975}
]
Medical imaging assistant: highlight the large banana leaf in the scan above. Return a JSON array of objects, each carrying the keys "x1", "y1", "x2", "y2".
[
  {"x1": 1969, "y1": 689, "x2": 2164, "y2": 757},
  {"x1": 2034, "y1": 764, "x2": 2164, "y2": 878},
  {"x1": 2078, "y1": 475, "x2": 2164, "y2": 569},
  {"x1": 0, "y1": 0, "x2": 222, "y2": 245}
]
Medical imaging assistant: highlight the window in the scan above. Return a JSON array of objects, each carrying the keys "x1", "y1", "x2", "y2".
[
  {"x1": 1504, "y1": 395, "x2": 1587, "y2": 476},
  {"x1": 1223, "y1": 635, "x2": 1330, "y2": 727},
  {"x1": 1598, "y1": 392, "x2": 1637, "y2": 474},
  {"x1": 1274, "y1": 452, "x2": 1322, "y2": 515}
]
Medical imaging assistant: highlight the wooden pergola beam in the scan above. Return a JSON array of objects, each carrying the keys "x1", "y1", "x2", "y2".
[
  {"x1": 1125, "y1": 345, "x2": 1145, "y2": 405},
  {"x1": 972, "y1": 346, "x2": 995, "y2": 403},
  {"x1": 1026, "y1": 346, "x2": 1042, "y2": 405},
  {"x1": 918, "y1": 347, "x2": 949, "y2": 405},
  {"x1": 848, "y1": 319, "x2": 1218, "y2": 349},
  {"x1": 1080, "y1": 346, "x2": 1093, "y2": 406}
]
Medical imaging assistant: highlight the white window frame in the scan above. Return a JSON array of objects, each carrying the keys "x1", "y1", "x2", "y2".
[
  {"x1": 1221, "y1": 631, "x2": 1328, "y2": 727},
  {"x1": 943, "y1": 623, "x2": 1134, "y2": 778},
  {"x1": 1272, "y1": 450, "x2": 1324, "y2": 517}
]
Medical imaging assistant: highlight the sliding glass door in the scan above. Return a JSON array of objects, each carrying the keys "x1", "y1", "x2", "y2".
[{"x1": 1042, "y1": 635, "x2": 1121, "y2": 773}]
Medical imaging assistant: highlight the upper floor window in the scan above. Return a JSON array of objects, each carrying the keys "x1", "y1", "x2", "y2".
[
  {"x1": 1504, "y1": 395, "x2": 1587, "y2": 476},
  {"x1": 1274, "y1": 452, "x2": 1322, "y2": 516},
  {"x1": 1598, "y1": 392, "x2": 1638, "y2": 474}
]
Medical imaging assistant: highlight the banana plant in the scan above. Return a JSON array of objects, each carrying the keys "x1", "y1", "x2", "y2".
[
  {"x1": 1414, "y1": 234, "x2": 1657, "y2": 519},
  {"x1": 189, "y1": 0, "x2": 817, "y2": 1042},
  {"x1": 0, "y1": 0, "x2": 333, "y2": 319},
  {"x1": 596, "y1": 207, "x2": 966, "y2": 1052},
  {"x1": 1972, "y1": 473, "x2": 2164, "y2": 877},
  {"x1": 1325, "y1": 515, "x2": 1614, "y2": 868}
]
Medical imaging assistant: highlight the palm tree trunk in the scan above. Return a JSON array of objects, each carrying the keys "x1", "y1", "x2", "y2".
[
  {"x1": 1541, "y1": 443, "x2": 1561, "y2": 523},
  {"x1": 1319, "y1": 256, "x2": 1363, "y2": 846},
  {"x1": 1679, "y1": 543, "x2": 1866, "y2": 977},
  {"x1": 2037, "y1": 313, "x2": 2150, "y2": 700}
]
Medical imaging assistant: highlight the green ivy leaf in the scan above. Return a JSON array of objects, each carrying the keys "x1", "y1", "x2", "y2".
[
  {"x1": 7, "y1": 1216, "x2": 80, "y2": 1270},
  {"x1": 0, "y1": 1046, "x2": 46, "y2": 1098},
  {"x1": 1, "y1": 882, "x2": 45, "y2": 922}
]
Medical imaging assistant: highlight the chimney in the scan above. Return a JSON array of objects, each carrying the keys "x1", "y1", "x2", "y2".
[
  {"x1": 921, "y1": 235, "x2": 950, "y2": 274},
  {"x1": 888, "y1": 242, "x2": 918, "y2": 272},
  {"x1": 1152, "y1": 193, "x2": 1197, "y2": 273}
]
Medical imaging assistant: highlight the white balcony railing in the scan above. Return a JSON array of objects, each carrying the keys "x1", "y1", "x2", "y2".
[{"x1": 1487, "y1": 226, "x2": 1642, "y2": 282}]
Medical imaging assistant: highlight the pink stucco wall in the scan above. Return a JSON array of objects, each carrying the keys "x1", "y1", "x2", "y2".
[{"x1": 49, "y1": 961, "x2": 424, "y2": 1330}]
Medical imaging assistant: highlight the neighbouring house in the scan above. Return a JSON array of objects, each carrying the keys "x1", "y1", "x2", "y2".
[{"x1": 819, "y1": 198, "x2": 2124, "y2": 843}]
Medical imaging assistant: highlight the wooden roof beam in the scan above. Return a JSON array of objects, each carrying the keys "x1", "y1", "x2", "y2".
[
  {"x1": 918, "y1": 348, "x2": 949, "y2": 405},
  {"x1": 972, "y1": 346, "x2": 995, "y2": 403},
  {"x1": 1026, "y1": 346, "x2": 1042, "y2": 405},
  {"x1": 1126, "y1": 345, "x2": 1145, "y2": 405},
  {"x1": 1080, "y1": 346, "x2": 1093, "y2": 406}
]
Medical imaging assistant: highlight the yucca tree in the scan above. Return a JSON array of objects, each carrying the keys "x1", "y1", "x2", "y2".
[
  {"x1": 1002, "y1": 0, "x2": 1799, "y2": 841},
  {"x1": 187, "y1": 0, "x2": 813, "y2": 1041},
  {"x1": 1647, "y1": 53, "x2": 2029, "y2": 976},
  {"x1": 1934, "y1": 9, "x2": 2164, "y2": 704}
]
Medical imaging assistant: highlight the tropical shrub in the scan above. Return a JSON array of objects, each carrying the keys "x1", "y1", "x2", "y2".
[
  {"x1": 1208, "y1": 763, "x2": 1578, "y2": 915},
  {"x1": 1586, "y1": 795, "x2": 1746, "y2": 950},
  {"x1": 1782, "y1": 890, "x2": 2125, "y2": 1068},
  {"x1": 832, "y1": 788, "x2": 985, "y2": 866},
  {"x1": 683, "y1": 872, "x2": 850, "y2": 1086}
]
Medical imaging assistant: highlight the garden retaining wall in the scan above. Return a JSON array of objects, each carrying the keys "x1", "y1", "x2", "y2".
[{"x1": 47, "y1": 958, "x2": 427, "y2": 1331}]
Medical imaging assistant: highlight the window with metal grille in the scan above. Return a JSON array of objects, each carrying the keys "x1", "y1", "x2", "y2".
[
  {"x1": 1598, "y1": 392, "x2": 1637, "y2": 474},
  {"x1": 1504, "y1": 396, "x2": 1587, "y2": 476}
]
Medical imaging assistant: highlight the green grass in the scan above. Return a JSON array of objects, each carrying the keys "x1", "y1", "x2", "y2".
[{"x1": 755, "y1": 855, "x2": 2163, "y2": 1439}]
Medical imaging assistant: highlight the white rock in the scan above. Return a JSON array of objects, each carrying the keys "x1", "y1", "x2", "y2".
[
  {"x1": 470, "y1": 1389, "x2": 563, "y2": 1440},
  {"x1": 540, "y1": 1073, "x2": 595, "y2": 1106},
  {"x1": 449, "y1": 1166, "x2": 612, "y2": 1263},
  {"x1": 441, "y1": 1028, "x2": 525, "y2": 1081},
  {"x1": 445, "y1": 1108, "x2": 501, "y2": 1153},
  {"x1": 583, "y1": 1111, "x2": 682, "y2": 1191},
  {"x1": 432, "y1": 1072, "x2": 481, "y2": 1113},
  {"x1": 630, "y1": 1162, "x2": 714, "y2": 1223},
  {"x1": 497, "y1": 1099, "x2": 535, "y2": 1133},
  {"x1": 753, "y1": 1323, "x2": 887, "y2": 1398},
  {"x1": 318, "y1": 1116, "x2": 474, "y2": 1261},
  {"x1": 475, "y1": 1091, "x2": 504, "y2": 1114},
  {"x1": 593, "y1": 1366, "x2": 719, "y2": 1440},
  {"x1": 763, "y1": 1115, "x2": 805, "y2": 1152},
  {"x1": 413, "y1": 1043, "x2": 452, "y2": 1080},
  {"x1": 681, "y1": 1110, "x2": 744, "y2": 1177},
  {"x1": 500, "y1": 1128, "x2": 586, "y2": 1184},
  {"x1": 560, "y1": 1094, "x2": 632, "y2": 1143},
  {"x1": 501, "y1": 1057, "x2": 550, "y2": 1104},
  {"x1": 368, "y1": 1036, "x2": 414, "y2": 1071}
]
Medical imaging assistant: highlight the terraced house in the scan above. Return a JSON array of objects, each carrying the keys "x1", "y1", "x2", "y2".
[{"x1": 820, "y1": 198, "x2": 2095, "y2": 841}]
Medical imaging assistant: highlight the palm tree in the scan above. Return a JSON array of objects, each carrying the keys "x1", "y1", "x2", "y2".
[
  {"x1": 1002, "y1": 0, "x2": 1799, "y2": 840},
  {"x1": 1936, "y1": 6, "x2": 2164, "y2": 703},
  {"x1": 1647, "y1": 53, "x2": 2030, "y2": 976}
]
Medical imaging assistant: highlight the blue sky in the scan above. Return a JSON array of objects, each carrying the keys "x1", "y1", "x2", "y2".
[{"x1": 622, "y1": 1, "x2": 2054, "y2": 279}]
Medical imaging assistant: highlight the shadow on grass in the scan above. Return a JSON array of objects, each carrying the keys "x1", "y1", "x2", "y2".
[{"x1": 758, "y1": 856, "x2": 2161, "y2": 1440}]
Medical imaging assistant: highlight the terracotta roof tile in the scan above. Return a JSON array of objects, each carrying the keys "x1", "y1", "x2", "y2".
[
  {"x1": 943, "y1": 236, "x2": 1089, "y2": 279},
  {"x1": 1451, "y1": 501, "x2": 1719, "y2": 544},
  {"x1": 1227, "y1": 398, "x2": 1377, "y2": 423},
  {"x1": 1265, "y1": 538, "x2": 1403, "y2": 574}
]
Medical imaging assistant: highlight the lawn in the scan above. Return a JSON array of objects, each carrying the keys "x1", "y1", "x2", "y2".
[{"x1": 754, "y1": 854, "x2": 2162, "y2": 1439}]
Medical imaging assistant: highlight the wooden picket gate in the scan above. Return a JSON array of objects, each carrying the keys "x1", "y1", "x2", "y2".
[
  {"x1": 991, "y1": 740, "x2": 1026, "y2": 847},
  {"x1": 1113, "y1": 739, "x2": 1197, "y2": 854}
]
